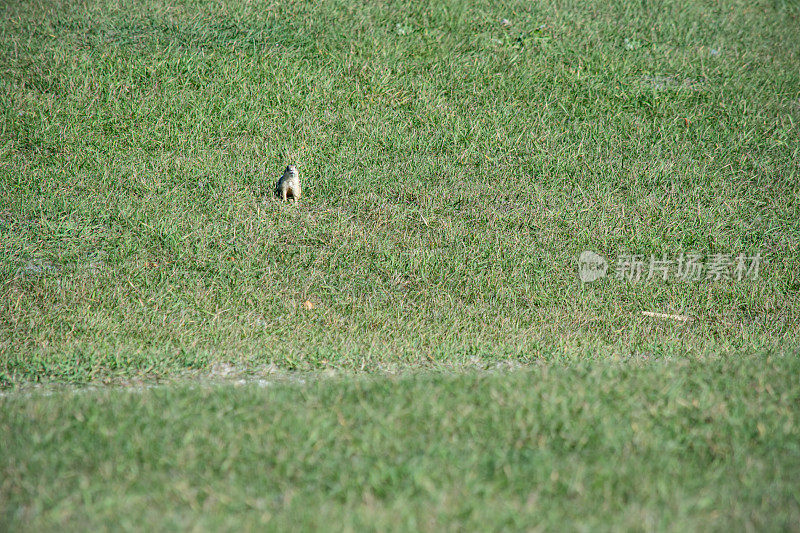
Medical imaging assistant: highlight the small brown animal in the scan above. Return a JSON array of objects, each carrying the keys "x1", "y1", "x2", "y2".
[{"x1": 275, "y1": 165, "x2": 301, "y2": 203}]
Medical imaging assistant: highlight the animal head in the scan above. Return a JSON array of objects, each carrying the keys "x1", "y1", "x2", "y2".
[{"x1": 284, "y1": 165, "x2": 298, "y2": 177}]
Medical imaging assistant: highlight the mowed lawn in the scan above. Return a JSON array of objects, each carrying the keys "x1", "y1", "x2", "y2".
[
  {"x1": 1, "y1": 0, "x2": 799, "y2": 529},
  {"x1": 2, "y1": 0, "x2": 798, "y2": 380}
]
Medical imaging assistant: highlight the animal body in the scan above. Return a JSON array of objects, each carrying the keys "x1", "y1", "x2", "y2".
[{"x1": 275, "y1": 165, "x2": 301, "y2": 202}]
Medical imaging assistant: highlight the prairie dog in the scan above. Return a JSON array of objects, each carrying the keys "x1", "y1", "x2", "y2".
[{"x1": 275, "y1": 165, "x2": 301, "y2": 202}]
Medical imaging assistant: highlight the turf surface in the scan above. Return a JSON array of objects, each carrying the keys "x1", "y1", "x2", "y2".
[{"x1": 1, "y1": 0, "x2": 799, "y2": 529}]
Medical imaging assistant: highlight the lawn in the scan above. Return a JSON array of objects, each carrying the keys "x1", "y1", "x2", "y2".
[
  {"x1": 3, "y1": 354, "x2": 800, "y2": 530},
  {"x1": 1, "y1": 0, "x2": 799, "y2": 529}
]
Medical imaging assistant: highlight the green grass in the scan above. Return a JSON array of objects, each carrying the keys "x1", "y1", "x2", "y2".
[
  {"x1": 2, "y1": 353, "x2": 799, "y2": 530},
  {"x1": 2, "y1": 0, "x2": 800, "y2": 529},
  {"x1": 1, "y1": 0, "x2": 798, "y2": 383}
]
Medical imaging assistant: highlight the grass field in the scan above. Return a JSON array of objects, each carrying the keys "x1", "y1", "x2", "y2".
[
  {"x1": 3, "y1": 354, "x2": 800, "y2": 530},
  {"x1": 1, "y1": 0, "x2": 799, "y2": 529}
]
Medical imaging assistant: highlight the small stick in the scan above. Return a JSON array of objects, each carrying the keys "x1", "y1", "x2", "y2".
[{"x1": 641, "y1": 311, "x2": 693, "y2": 322}]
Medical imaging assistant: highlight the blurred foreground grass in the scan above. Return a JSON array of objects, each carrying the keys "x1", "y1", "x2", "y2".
[{"x1": 2, "y1": 352, "x2": 799, "y2": 530}]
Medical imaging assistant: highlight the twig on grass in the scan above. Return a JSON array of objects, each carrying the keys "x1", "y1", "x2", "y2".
[{"x1": 641, "y1": 311, "x2": 694, "y2": 323}]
